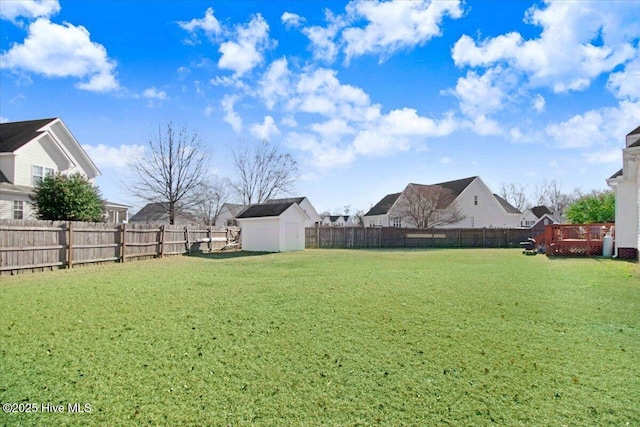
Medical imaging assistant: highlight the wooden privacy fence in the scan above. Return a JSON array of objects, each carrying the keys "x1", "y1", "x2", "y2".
[
  {"x1": 306, "y1": 226, "x2": 534, "y2": 249},
  {"x1": 0, "y1": 220, "x2": 239, "y2": 275}
]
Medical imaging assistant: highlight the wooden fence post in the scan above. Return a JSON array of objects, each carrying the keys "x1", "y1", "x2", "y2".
[
  {"x1": 364, "y1": 227, "x2": 367, "y2": 248},
  {"x1": 120, "y1": 223, "x2": 127, "y2": 263},
  {"x1": 185, "y1": 226, "x2": 190, "y2": 255},
  {"x1": 482, "y1": 228, "x2": 486, "y2": 248},
  {"x1": 159, "y1": 225, "x2": 165, "y2": 257},
  {"x1": 207, "y1": 227, "x2": 212, "y2": 253},
  {"x1": 67, "y1": 222, "x2": 74, "y2": 269}
]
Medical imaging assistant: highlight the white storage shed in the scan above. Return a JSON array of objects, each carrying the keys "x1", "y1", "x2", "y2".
[{"x1": 236, "y1": 201, "x2": 308, "y2": 252}]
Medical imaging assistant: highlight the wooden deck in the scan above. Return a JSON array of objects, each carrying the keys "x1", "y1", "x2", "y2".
[{"x1": 535, "y1": 224, "x2": 615, "y2": 257}]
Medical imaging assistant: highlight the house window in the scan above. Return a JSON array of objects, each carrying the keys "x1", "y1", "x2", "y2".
[
  {"x1": 13, "y1": 201, "x2": 24, "y2": 219},
  {"x1": 474, "y1": 195, "x2": 478, "y2": 206},
  {"x1": 32, "y1": 165, "x2": 55, "y2": 186},
  {"x1": 391, "y1": 217, "x2": 402, "y2": 228},
  {"x1": 470, "y1": 216, "x2": 475, "y2": 228}
]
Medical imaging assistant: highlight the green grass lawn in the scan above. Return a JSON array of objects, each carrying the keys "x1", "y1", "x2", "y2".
[{"x1": 1, "y1": 249, "x2": 639, "y2": 426}]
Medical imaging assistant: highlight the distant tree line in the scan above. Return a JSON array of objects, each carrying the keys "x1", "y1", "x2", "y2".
[{"x1": 500, "y1": 179, "x2": 614, "y2": 224}]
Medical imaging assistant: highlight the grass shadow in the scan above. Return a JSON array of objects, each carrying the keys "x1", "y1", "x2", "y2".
[{"x1": 186, "y1": 250, "x2": 272, "y2": 260}]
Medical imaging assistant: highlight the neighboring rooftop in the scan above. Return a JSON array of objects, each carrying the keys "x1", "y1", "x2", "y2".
[
  {"x1": 493, "y1": 194, "x2": 521, "y2": 214},
  {"x1": 364, "y1": 192, "x2": 402, "y2": 216},
  {"x1": 0, "y1": 118, "x2": 56, "y2": 153},
  {"x1": 531, "y1": 205, "x2": 553, "y2": 218}
]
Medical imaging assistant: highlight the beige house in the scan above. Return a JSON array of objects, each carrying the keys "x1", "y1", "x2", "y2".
[
  {"x1": 364, "y1": 176, "x2": 521, "y2": 229},
  {"x1": 0, "y1": 118, "x2": 129, "y2": 222}
]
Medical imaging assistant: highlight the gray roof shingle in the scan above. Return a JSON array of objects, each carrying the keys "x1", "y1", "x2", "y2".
[
  {"x1": 493, "y1": 194, "x2": 522, "y2": 214},
  {"x1": 0, "y1": 118, "x2": 56, "y2": 153},
  {"x1": 364, "y1": 192, "x2": 402, "y2": 216},
  {"x1": 237, "y1": 202, "x2": 296, "y2": 219}
]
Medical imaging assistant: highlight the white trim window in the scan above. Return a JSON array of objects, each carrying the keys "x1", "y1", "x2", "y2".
[
  {"x1": 391, "y1": 217, "x2": 402, "y2": 228},
  {"x1": 32, "y1": 165, "x2": 55, "y2": 186},
  {"x1": 13, "y1": 200, "x2": 24, "y2": 219}
]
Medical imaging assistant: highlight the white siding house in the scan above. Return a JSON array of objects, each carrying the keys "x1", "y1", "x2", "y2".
[
  {"x1": 364, "y1": 176, "x2": 521, "y2": 229},
  {"x1": 236, "y1": 201, "x2": 308, "y2": 252},
  {"x1": 214, "y1": 203, "x2": 247, "y2": 227},
  {"x1": 607, "y1": 125, "x2": 640, "y2": 260},
  {"x1": 0, "y1": 118, "x2": 103, "y2": 220}
]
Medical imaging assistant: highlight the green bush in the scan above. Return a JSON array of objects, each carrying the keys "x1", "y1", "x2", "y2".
[
  {"x1": 31, "y1": 173, "x2": 105, "y2": 222},
  {"x1": 565, "y1": 191, "x2": 615, "y2": 224}
]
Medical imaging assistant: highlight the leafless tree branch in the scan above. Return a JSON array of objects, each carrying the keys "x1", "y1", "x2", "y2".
[{"x1": 128, "y1": 122, "x2": 210, "y2": 224}]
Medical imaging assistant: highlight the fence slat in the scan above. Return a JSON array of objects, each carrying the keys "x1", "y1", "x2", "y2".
[{"x1": 1, "y1": 219, "x2": 240, "y2": 275}]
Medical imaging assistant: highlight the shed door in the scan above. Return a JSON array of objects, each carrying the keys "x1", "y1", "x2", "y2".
[{"x1": 284, "y1": 222, "x2": 299, "y2": 251}]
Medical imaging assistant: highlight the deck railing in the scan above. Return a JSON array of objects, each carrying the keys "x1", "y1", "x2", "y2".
[{"x1": 539, "y1": 224, "x2": 615, "y2": 257}]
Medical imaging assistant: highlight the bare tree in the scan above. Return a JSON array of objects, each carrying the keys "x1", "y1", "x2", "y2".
[
  {"x1": 533, "y1": 179, "x2": 575, "y2": 216},
  {"x1": 129, "y1": 122, "x2": 209, "y2": 224},
  {"x1": 231, "y1": 140, "x2": 298, "y2": 205},
  {"x1": 394, "y1": 184, "x2": 466, "y2": 228},
  {"x1": 194, "y1": 176, "x2": 231, "y2": 227},
  {"x1": 499, "y1": 182, "x2": 528, "y2": 212}
]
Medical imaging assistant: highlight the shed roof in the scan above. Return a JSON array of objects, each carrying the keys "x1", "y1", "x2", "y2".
[
  {"x1": 237, "y1": 201, "x2": 298, "y2": 219},
  {"x1": 0, "y1": 118, "x2": 56, "y2": 153},
  {"x1": 264, "y1": 197, "x2": 306, "y2": 205}
]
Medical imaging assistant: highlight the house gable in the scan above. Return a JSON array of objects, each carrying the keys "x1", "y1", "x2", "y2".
[
  {"x1": 364, "y1": 176, "x2": 521, "y2": 229},
  {"x1": 0, "y1": 118, "x2": 100, "y2": 185}
]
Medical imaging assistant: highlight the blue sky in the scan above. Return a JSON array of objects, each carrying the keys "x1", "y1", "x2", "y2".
[{"x1": 1, "y1": 0, "x2": 639, "y2": 214}]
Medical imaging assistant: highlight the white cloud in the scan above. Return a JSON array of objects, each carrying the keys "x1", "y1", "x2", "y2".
[
  {"x1": 218, "y1": 14, "x2": 273, "y2": 77},
  {"x1": 0, "y1": 18, "x2": 119, "y2": 92},
  {"x1": 209, "y1": 75, "x2": 248, "y2": 90},
  {"x1": 532, "y1": 94, "x2": 545, "y2": 113},
  {"x1": 607, "y1": 53, "x2": 640, "y2": 101},
  {"x1": 451, "y1": 68, "x2": 507, "y2": 119},
  {"x1": 582, "y1": 149, "x2": 621, "y2": 164},
  {"x1": 82, "y1": 144, "x2": 145, "y2": 168},
  {"x1": 293, "y1": 0, "x2": 464, "y2": 64},
  {"x1": 177, "y1": 7, "x2": 221, "y2": 42},
  {"x1": 281, "y1": 12, "x2": 304, "y2": 29},
  {"x1": 142, "y1": 87, "x2": 167, "y2": 100},
  {"x1": 0, "y1": 116, "x2": 9, "y2": 123},
  {"x1": 250, "y1": 116, "x2": 280, "y2": 141},
  {"x1": 0, "y1": 0, "x2": 60, "y2": 23},
  {"x1": 221, "y1": 94, "x2": 242, "y2": 132},
  {"x1": 451, "y1": 1, "x2": 640, "y2": 93},
  {"x1": 285, "y1": 131, "x2": 356, "y2": 168},
  {"x1": 302, "y1": 10, "x2": 344, "y2": 63},
  {"x1": 510, "y1": 127, "x2": 523, "y2": 140},
  {"x1": 176, "y1": 66, "x2": 190, "y2": 80},
  {"x1": 546, "y1": 100, "x2": 640, "y2": 154},
  {"x1": 254, "y1": 64, "x2": 461, "y2": 168},
  {"x1": 258, "y1": 58, "x2": 291, "y2": 110},
  {"x1": 342, "y1": 0, "x2": 464, "y2": 63}
]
